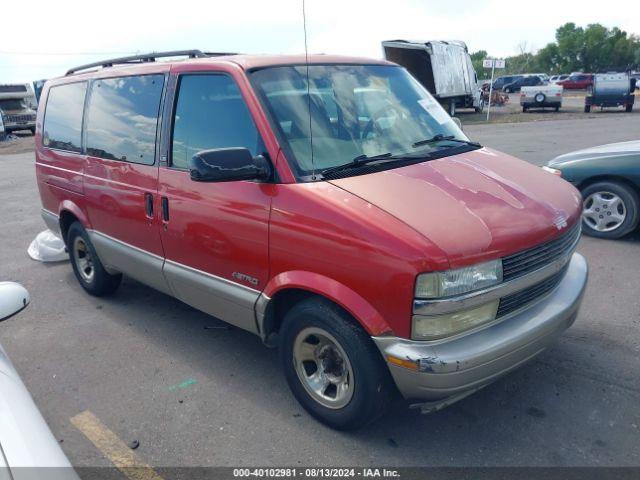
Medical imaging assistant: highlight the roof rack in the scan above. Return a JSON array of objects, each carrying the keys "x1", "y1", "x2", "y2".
[{"x1": 65, "y1": 49, "x2": 236, "y2": 76}]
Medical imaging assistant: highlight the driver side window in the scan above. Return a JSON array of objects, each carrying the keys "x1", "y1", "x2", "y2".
[{"x1": 171, "y1": 74, "x2": 265, "y2": 169}]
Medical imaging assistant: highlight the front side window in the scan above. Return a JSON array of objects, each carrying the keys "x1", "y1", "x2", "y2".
[
  {"x1": 171, "y1": 74, "x2": 264, "y2": 170},
  {"x1": 42, "y1": 82, "x2": 87, "y2": 152},
  {"x1": 86, "y1": 74, "x2": 164, "y2": 165},
  {"x1": 250, "y1": 64, "x2": 468, "y2": 179}
]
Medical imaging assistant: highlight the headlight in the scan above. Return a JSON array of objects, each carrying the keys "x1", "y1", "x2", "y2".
[
  {"x1": 412, "y1": 300, "x2": 499, "y2": 340},
  {"x1": 415, "y1": 260, "x2": 503, "y2": 299},
  {"x1": 542, "y1": 166, "x2": 562, "y2": 176}
]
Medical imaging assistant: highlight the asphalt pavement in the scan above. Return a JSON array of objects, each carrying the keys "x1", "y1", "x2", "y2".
[{"x1": 0, "y1": 116, "x2": 638, "y2": 470}]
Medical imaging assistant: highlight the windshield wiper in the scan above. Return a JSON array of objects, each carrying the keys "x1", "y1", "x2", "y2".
[
  {"x1": 321, "y1": 152, "x2": 407, "y2": 176},
  {"x1": 412, "y1": 134, "x2": 481, "y2": 149}
]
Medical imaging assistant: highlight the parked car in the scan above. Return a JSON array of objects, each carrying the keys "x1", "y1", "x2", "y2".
[
  {"x1": 521, "y1": 84, "x2": 563, "y2": 111},
  {"x1": 36, "y1": 50, "x2": 588, "y2": 430},
  {"x1": 491, "y1": 75, "x2": 523, "y2": 91},
  {"x1": 557, "y1": 73, "x2": 593, "y2": 90},
  {"x1": 546, "y1": 141, "x2": 640, "y2": 238},
  {"x1": 550, "y1": 74, "x2": 569, "y2": 84},
  {"x1": 382, "y1": 40, "x2": 484, "y2": 115},
  {"x1": 503, "y1": 75, "x2": 544, "y2": 93},
  {"x1": 528, "y1": 73, "x2": 550, "y2": 83},
  {"x1": 584, "y1": 72, "x2": 635, "y2": 113},
  {"x1": 0, "y1": 282, "x2": 78, "y2": 477}
]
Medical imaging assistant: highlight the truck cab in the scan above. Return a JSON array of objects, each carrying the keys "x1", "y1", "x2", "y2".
[{"x1": 0, "y1": 84, "x2": 37, "y2": 135}]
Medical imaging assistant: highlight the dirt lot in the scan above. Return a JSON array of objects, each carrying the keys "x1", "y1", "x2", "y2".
[
  {"x1": 0, "y1": 132, "x2": 35, "y2": 155},
  {"x1": 462, "y1": 90, "x2": 640, "y2": 124}
]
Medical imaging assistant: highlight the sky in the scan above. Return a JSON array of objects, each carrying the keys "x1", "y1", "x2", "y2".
[{"x1": 1, "y1": 0, "x2": 638, "y2": 83}]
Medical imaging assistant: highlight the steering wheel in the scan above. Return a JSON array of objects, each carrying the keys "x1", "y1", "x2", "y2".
[{"x1": 362, "y1": 103, "x2": 400, "y2": 139}]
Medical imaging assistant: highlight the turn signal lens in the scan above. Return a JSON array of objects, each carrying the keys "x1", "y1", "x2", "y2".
[
  {"x1": 542, "y1": 166, "x2": 562, "y2": 176},
  {"x1": 411, "y1": 300, "x2": 500, "y2": 340}
]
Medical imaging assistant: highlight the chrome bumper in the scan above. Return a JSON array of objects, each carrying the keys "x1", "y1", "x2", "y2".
[{"x1": 373, "y1": 253, "x2": 588, "y2": 411}]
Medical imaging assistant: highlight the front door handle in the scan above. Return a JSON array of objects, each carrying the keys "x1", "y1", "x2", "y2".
[
  {"x1": 144, "y1": 193, "x2": 153, "y2": 218},
  {"x1": 161, "y1": 197, "x2": 169, "y2": 222}
]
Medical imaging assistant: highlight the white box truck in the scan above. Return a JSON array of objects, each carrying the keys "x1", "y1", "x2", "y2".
[{"x1": 382, "y1": 40, "x2": 483, "y2": 116}]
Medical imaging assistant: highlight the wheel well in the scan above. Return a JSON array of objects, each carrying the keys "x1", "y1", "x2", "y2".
[
  {"x1": 59, "y1": 210, "x2": 79, "y2": 245},
  {"x1": 577, "y1": 175, "x2": 640, "y2": 196},
  {"x1": 261, "y1": 289, "x2": 316, "y2": 343}
]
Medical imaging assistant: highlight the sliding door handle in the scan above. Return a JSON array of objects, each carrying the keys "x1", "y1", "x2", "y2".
[
  {"x1": 144, "y1": 193, "x2": 153, "y2": 218},
  {"x1": 161, "y1": 197, "x2": 169, "y2": 222}
]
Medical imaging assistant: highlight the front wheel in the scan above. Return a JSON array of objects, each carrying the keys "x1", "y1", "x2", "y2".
[
  {"x1": 581, "y1": 182, "x2": 639, "y2": 239},
  {"x1": 279, "y1": 297, "x2": 394, "y2": 430},
  {"x1": 67, "y1": 222, "x2": 122, "y2": 295}
]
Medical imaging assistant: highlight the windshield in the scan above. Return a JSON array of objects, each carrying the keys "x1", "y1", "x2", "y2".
[
  {"x1": 250, "y1": 65, "x2": 469, "y2": 179},
  {"x1": 0, "y1": 99, "x2": 28, "y2": 111}
]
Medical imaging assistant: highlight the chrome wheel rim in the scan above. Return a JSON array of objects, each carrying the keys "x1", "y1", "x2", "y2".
[
  {"x1": 583, "y1": 191, "x2": 626, "y2": 232},
  {"x1": 73, "y1": 236, "x2": 95, "y2": 283},
  {"x1": 292, "y1": 327, "x2": 354, "y2": 409}
]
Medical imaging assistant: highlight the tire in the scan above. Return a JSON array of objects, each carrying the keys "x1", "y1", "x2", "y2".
[
  {"x1": 29, "y1": 127, "x2": 36, "y2": 135},
  {"x1": 67, "y1": 222, "x2": 122, "y2": 295},
  {"x1": 584, "y1": 105, "x2": 591, "y2": 113},
  {"x1": 522, "y1": 106, "x2": 528, "y2": 112},
  {"x1": 555, "y1": 106, "x2": 560, "y2": 112},
  {"x1": 535, "y1": 93, "x2": 546, "y2": 104},
  {"x1": 625, "y1": 104, "x2": 633, "y2": 113},
  {"x1": 448, "y1": 100, "x2": 455, "y2": 117},
  {"x1": 279, "y1": 297, "x2": 395, "y2": 430},
  {"x1": 474, "y1": 98, "x2": 484, "y2": 113},
  {"x1": 580, "y1": 181, "x2": 639, "y2": 239},
  {"x1": 504, "y1": 87, "x2": 511, "y2": 94}
]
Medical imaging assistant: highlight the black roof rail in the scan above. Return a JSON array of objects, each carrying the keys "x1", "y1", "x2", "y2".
[{"x1": 65, "y1": 49, "x2": 236, "y2": 76}]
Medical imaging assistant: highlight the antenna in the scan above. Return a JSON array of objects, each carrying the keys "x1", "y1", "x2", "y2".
[{"x1": 302, "y1": 0, "x2": 316, "y2": 180}]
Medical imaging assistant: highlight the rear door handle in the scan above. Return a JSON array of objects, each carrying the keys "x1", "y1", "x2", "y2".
[
  {"x1": 161, "y1": 197, "x2": 169, "y2": 222},
  {"x1": 144, "y1": 193, "x2": 153, "y2": 218}
]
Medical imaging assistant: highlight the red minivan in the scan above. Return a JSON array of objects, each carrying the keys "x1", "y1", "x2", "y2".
[{"x1": 36, "y1": 50, "x2": 588, "y2": 430}]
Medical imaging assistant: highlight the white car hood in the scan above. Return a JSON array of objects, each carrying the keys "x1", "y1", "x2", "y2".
[
  {"x1": 550, "y1": 140, "x2": 640, "y2": 165},
  {"x1": 0, "y1": 344, "x2": 78, "y2": 478}
]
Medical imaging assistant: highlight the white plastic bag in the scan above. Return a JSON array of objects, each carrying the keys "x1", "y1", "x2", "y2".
[{"x1": 28, "y1": 230, "x2": 68, "y2": 262}]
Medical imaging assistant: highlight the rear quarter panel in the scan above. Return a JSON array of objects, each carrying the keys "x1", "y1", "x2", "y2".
[{"x1": 35, "y1": 81, "x2": 87, "y2": 221}]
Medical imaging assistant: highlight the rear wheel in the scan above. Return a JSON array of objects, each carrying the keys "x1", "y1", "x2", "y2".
[
  {"x1": 625, "y1": 104, "x2": 633, "y2": 112},
  {"x1": 504, "y1": 87, "x2": 512, "y2": 93},
  {"x1": 584, "y1": 105, "x2": 591, "y2": 113},
  {"x1": 279, "y1": 297, "x2": 394, "y2": 430},
  {"x1": 522, "y1": 106, "x2": 528, "y2": 112},
  {"x1": 448, "y1": 100, "x2": 456, "y2": 117},
  {"x1": 581, "y1": 182, "x2": 639, "y2": 239},
  {"x1": 67, "y1": 222, "x2": 122, "y2": 295},
  {"x1": 554, "y1": 105, "x2": 560, "y2": 112}
]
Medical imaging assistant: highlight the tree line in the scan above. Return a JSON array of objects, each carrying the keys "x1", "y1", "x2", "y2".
[{"x1": 471, "y1": 23, "x2": 640, "y2": 77}]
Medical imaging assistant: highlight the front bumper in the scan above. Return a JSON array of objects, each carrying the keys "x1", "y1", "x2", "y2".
[{"x1": 373, "y1": 253, "x2": 588, "y2": 410}]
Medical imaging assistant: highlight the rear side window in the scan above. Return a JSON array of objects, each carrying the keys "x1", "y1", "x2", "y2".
[
  {"x1": 43, "y1": 82, "x2": 87, "y2": 152},
  {"x1": 86, "y1": 74, "x2": 164, "y2": 165},
  {"x1": 171, "y1": 74, "x2": 263, "y2": 169}
]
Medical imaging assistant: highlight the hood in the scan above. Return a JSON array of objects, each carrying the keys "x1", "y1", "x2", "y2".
[
  {"x1": 329, "y1": 148, "x2": 582, "y2": 267},
  {"x1": 550, "y1": 140, "x2": 640, "y2": 166}
]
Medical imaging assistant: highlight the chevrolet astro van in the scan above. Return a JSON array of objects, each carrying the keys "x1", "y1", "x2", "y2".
[{"x1": 36, "y1": 50, "x2": 588, "y2": 430}]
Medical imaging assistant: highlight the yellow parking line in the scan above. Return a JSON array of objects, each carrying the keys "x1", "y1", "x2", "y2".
[{"x1": 70, "y1": 410, "x2": 164, "y2": 480}]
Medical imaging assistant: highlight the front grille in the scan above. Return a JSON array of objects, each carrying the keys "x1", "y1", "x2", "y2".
[
  {"x1": 5, "y1": 114, "x2": 35, "y2": 124},
  {"x1": 497, "y1": 264, "x2": 568, "y2": 318},
  {"x1": 502, "y1": 222, "x2": 581, "y2": 281}
]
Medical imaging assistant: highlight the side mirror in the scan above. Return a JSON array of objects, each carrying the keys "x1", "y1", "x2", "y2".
[
  {"x1": 0, "y1": 282, "x2": 30, "y2": 323},
  {"x1": 189, "y1": 148, "x2": 271, "y2": 183},
  {"x1": 452, "y1": 117, "x2": 463, "y2": 131}
]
